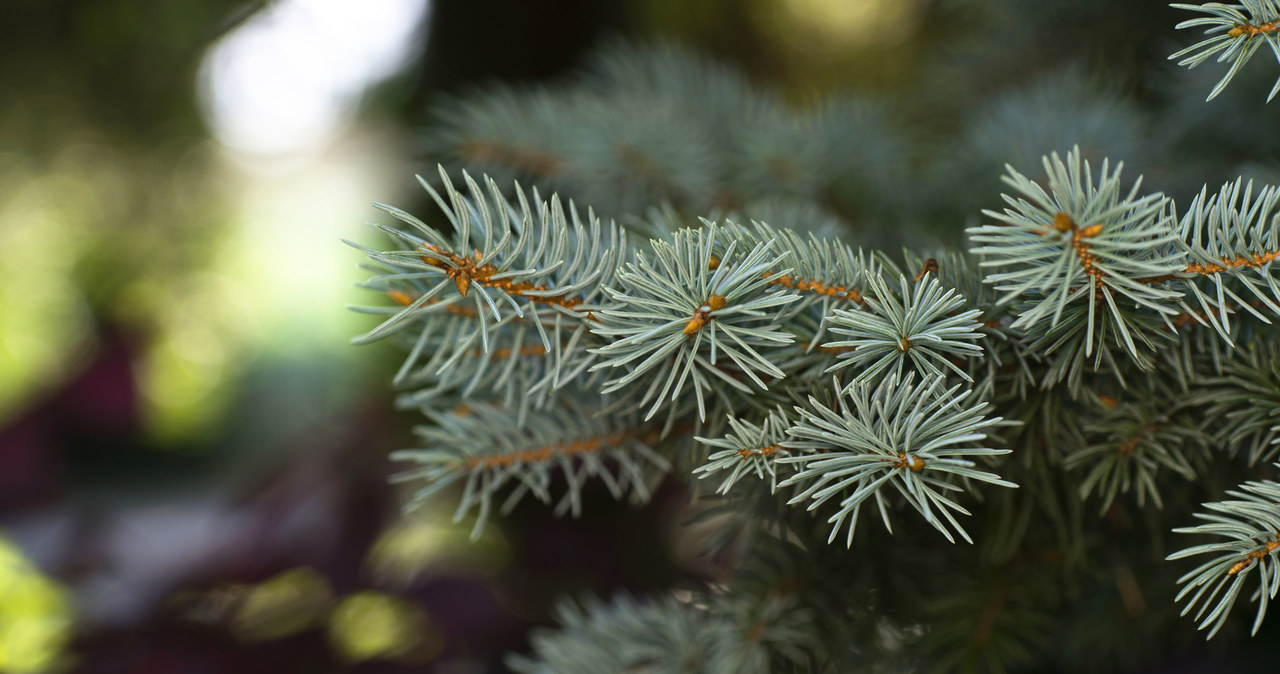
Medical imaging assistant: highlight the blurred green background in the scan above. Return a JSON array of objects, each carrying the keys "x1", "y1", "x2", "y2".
[{"x1": 0, "y1": 0, "x2": 1277, "y2": 671}]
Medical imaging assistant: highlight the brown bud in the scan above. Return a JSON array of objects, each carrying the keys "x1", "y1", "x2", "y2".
[
  {"x1": 1053, "y1": 212, "x2": 1074, "y2": 232},
  {"x1": 912, "y1": 258, "x2": 939, "y2": 282},
  {"x1": 682, "y1": 314, "x2": 709, "y2": 335}
]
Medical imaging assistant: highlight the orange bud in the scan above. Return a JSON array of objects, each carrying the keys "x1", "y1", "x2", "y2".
[
  {"x1": 1053, "y1": 212, "x2": 1074, "y2": 232},
  {"x1": 454, "y1": 275, "x2": 471, "y2": 297},
  {"x1": 682, "y1": 314, "x2": 708, "y2": 335}
]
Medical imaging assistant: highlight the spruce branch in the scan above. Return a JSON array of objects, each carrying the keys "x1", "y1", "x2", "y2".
[
  {"x1": 1026, "y1": 301, "x2": 1173, "y2": 390},
  {"x1": 716, "y1": 220, "x2": 881, "y2": 385},
  {"x1": 1065, "y1": 381, "x2": 1213, "y2": 512},
  {"x1": 968, "y1": 148, "x2": 1186, "y2": 381},
  {"x1": 507, "y1": 590, "x2": 818, "y2": 674},
  {"x1": 881, "y1": 250, "x2": 1034, "y2": 399},
  {"x1": 694, "y1": 408, "x2": 799, "y2": 495},
  {"x1": 351, "y1": 166, "x2": 622, "y2": 347},
  {"x1": 387, "y1": 311, "x2": 550, "y2": 418},
  {"x1": 823, "y1": 272, "x2": 985, "y2": 385},
  {"x1": 348, "y1": 167, "x2": 624, "y2": 412},
  {"x1": 1165, "y1": 178, "x2": 1280, "y2": 341},
  {"x1": 1168, "y1": 467, "x2": 1280, "y2": 638},
  {"x1": 589, "y1": 224, "x2": 799, "y2": 422},
  {"x1": 389, "y1": 401, "x2": 670, "y2": 539},
  {"x1": 777, "y1": 373, "x2": 1015, "y2": 546},
  {"x1": 507, "y1": 593, "x2": 710, "y2": 674},
  {"x1": 1170, "y1": 0, "x2": 1280, "y2": 101},
  {"x1": 720, "y1": 218, "x2": 874, "y2": 313},
  {"x1": 969, "y1": 147, "x2": 1184, "y2": 344},
  {"x1": 338, "y1": 5, "x2": 1280, "y2": 661},
  {"x1": 1205, "y1": 339, "x2": 1280, "y2": 464},
  {"x1": 429, "y1": 86, "x2": 574, "y2": 185}
]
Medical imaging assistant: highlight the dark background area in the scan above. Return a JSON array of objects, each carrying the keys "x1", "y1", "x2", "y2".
[{"x1": 0, "y1": 0, "x2": 1277, "y2": 671}]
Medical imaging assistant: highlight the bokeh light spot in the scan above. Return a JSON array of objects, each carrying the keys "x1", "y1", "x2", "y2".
[
  {"x1": 231, "y1": 567, "x2": 333, "y2": 643},
  {"x1": 199, "y1": 0, "x2": 432, "y2": 156},
  {"x1": 328, "y1": 591, "x2": 442, "y2": 663},
  {"x1": 0, "y1": 537, "x2": 72, "y2": 673},
  {"x1": 366, "y1": 507, "x2": 508, "y2": 589}
]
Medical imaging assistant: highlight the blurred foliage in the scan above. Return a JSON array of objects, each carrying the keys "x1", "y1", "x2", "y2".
[
  {"x1": 0, "y1": 0, "x2": 393, "y2": 444},
  {"x1": 365, "y1": 506, "x2": 510, "y2": 588},
  {"x1": 0, "y1": 536, "x2": 71, "y2": 673},
  {"x1": 230, "y1": 567, "x2": 333, "y2": 643},
  {"x1": 328, "y1": 591, "x2": 442, "y2": 663},
  {"x1": 0, "y1": 104, "x2": 241, "y2": 435},
  {"x1": 0, "y1": 0, "x2": 246, "y2": 439},
  {"x1": 0, "y1": 0, "x2": 246, "y2": 140}
]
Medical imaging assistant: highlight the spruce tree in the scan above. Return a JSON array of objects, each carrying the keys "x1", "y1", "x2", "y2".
[{"x1": 349, "y1": 2, "x2": 1280, "y2": 670}]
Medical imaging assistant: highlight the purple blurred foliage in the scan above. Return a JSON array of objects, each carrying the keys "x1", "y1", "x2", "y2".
[
  {"x1": 0, "y1": 324, "x2": 142, "y2": 510},
  {"x1": 0, "y1": 321, "x2": 683, "y2": 671}
]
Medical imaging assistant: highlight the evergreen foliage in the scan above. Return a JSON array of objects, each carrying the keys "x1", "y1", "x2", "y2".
[
  {"x1": 507, "y1": 591, "x2": 818, "y2": 674},
  {"x1": 1168, "y1": 469, "x2": 1280, "y2": 638},
  {"x1": 1170, "y1": 0, "x2": 1280, "y2": 101},
  {"x1": 777, "y1": 373, "x2": 1014, "y2": 546},
  {"x1": 349, "y1": 2, "x2": 1280, "y2": 670}
]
